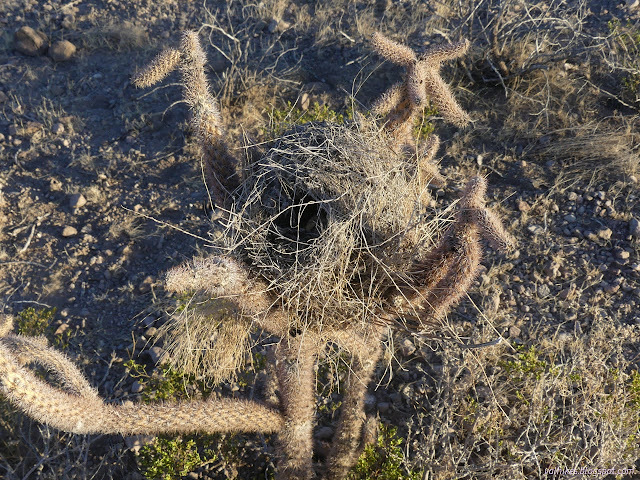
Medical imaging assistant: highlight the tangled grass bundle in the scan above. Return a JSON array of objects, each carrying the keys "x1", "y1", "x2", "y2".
[{"x1": 225, "y1": 121, "x2": 443, "y2": 331}]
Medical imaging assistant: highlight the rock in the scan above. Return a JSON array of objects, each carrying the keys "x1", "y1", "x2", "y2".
[
  {"x1": 144, "y1": 327, "x2": 158, "y2": 338},
  {"x1": 527, "y1": 225, "x2": 544, "y2": 235},
  {"x1": 616, "y1": 249, "x2": 630, "y2": 261},
  {"x1": 138, "y1": 275, "x2": 155, "y2": 294},
  {"x1": 267, "y1": 19, "x2": 279, "y2": 33},
  {"x1": 559, "y1": 284, "x2": 577, "y2": 301},
  {"x1": 537, "y1": 284, "x2": 551, "y2": 297},
  {"x1": 49, "y1": 40, "x2": 76, "y2": 62},
  {"x1": 125, "y1": 434, "x2": 155, "y2": 453},
  {"x1": 51, "y1": 122, "x2": 65, "y2": 135},
  {"x1": 597, "y1": 227, "x2": 612, "y2": 240},
  {"x1": 14, "y1": 26, "x2": 48, "y2": 56},
  {"x1": 61, "y1": 226, "x2": 77, "y2": 237},
  {"x1": 54, "y1": 323, "x2": 70, "y2": 336},
  {"x1": 377, "y1": 401, "x2": 390, "y2": 413},
  {"x1": 300, "y1": 92, "x2": 310, "y2": 111},
  {"x1": 601, "y1": 281, "x2": 619, "y2": 295},
  {"x1": 398, "y1": 337, "x2": 416, "y2": 357},
  {"x1": 69, "y1": 193, "x2": 86, "y2": 208},
  {"x1": 0, "y1": 91, "x2": 7, "y2": 103},
  {"x1": 364, "y1": 393, "x2": 376, "y2": 408},
  {"x1": 147, "y1": 346, "x2": 167, "y2": 364},
  {"x1": 131, "y1": 381, "x2": 144, "y2": 394},
  {"x1": 517, "y1": 200, "x2": 530, "y2": 213},
  {"x1": 630, "y1": 218, "x2": 640, "y2": 238}
]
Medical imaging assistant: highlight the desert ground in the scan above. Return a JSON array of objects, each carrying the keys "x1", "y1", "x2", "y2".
[{"x1": 0, "y1": 0, "x2": 639, "y2": 479}]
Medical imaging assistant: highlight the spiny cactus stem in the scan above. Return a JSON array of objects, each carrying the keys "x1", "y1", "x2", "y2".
[
  {"x1": 325, "y1": 325, "x2": 385, "y2": 479},
  {"x1": 275, "y1": 334, "x2": 318, "y2": 480}
]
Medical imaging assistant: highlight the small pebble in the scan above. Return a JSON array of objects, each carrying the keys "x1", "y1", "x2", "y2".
[
  {"x1": 398, "y1": 337, "x2": 416, "y2": 357},
  {"x1": 69, "y1": 193, "x2": 86, "y2": 208},
  {"x1": 147, "y1": 346, "x2": 166, "y2": 364},
  {"x1": 144, "y1": 326, "x2": 158, "y2": 337},
  {"x1": 527, "y1": 225, "x2": 544, "y2": 235},
  {"x1": 131, "y1": 381, "x2": 143, "y2": 394},
  {"x1": 61, "y1": 226, "x2": 77, "y2": 237},
  {"x1": 51, "y1": 122, "x2": 65, "y2": 135},
  {"x1": 49, "y1": 40, "x2": 76, "y2": 62},
  {"x1": 597, "y1": 227, "x2": 612, "y2": 240},
  {"x1": 14, "y1": 26, "x2": 48, "y2": 56},
  {"x1": 54, "y1": 323, "x2": 69, "y2": 336},
  {"x1": 517, "y1": 200, "x2": 531, "y2": 213},
  {"x1": 537, "y1": 284, "x2": 551, "y2": 297},
  {"x1": 300, "y1": 92, "x2": 310, "y2": 111}
]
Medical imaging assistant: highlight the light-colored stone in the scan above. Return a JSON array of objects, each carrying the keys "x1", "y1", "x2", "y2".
[
  {"x1": 14, "y1": 26, "x2": 48, "y2": 56},
  {"x1": 300, "y1": 92, "x2": 310, "y2": 111},
  {"x1": 131, "y1": 381, "x2": 144, "y2": 394},
  {"x1": 125, "y1": 434, "x2": 155, "y2": 453},
  {"x1": 51, "y1": 122, "x2": 65, "y2": 135},
  {"x1": 597, "y1": 227, "x2": 612, "y2": 240},
  {"x1": 61, "y1": 226, "x2": 78, "y2": 237},
  {"x1": 69, "y1": 193, "x2": 86, "y2": 208},
  {"x1": 49, "y1": 40, "x2": 76, "y2": 62},
  {"x1": 148, "y1": 346, "x2": 167, "y2": 364},
  {"x1": 398, "y1": 337, "x2": 416, "y2": 357}
]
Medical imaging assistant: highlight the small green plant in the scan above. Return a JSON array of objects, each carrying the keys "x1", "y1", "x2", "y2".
[
  {"x1": 628, "y1": 370, "x2": 640, "y2": 410},
  {"x1": 124, "y1": 358, "x2": 207, "y2": 403},
  {"x1": 268, "y1": 101, "x2": 353, "y2": 136},
  {"x1": 16, "y1": 307, "x2": 56, "y2": 336},
  {"x1": 608, "y1": 18, "x2": 640, "y2": 104},
  {"x1": 501, "y1": 345, "x2": 548, "y2": 381},
  {"x1": 413, "y1": 105, "x2": 438, "y2": 140},
  {"x1": 348, "y1": 424, "x2": 422, "y2": 480},
  {"x1": 138, "y1": 436, "x2": 204, "y2": 480}
]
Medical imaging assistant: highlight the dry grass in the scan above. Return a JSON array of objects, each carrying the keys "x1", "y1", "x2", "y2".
[
  {"x1": 407, "y1": 320, "x2": 640, "y2": 479},
  {"x1": 156, "y1": 294, "x2": 252, "y2": 384},
  {"x1": 538, "y1": 120, "x2": 640, "y2": 184}
]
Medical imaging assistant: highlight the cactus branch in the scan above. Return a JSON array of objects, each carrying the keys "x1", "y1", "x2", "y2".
[
  {"x1": 0, "y1": 342, "x2": 283, "y2": 435},
  {"x1": 275, "y1": 334, "x2": 318, "y2": 480},
  {"x1": 325, "y1": 325, "x2": 385, "y2": 480}
]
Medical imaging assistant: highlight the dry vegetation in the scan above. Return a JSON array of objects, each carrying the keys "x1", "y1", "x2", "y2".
[{"x1": 0, "y1": 0, "x2": 639, "y2": 479}]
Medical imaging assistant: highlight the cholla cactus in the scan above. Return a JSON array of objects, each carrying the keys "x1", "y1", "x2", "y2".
[{"x1": 0, "y1": 30, "x2": 513, "y2": 480}]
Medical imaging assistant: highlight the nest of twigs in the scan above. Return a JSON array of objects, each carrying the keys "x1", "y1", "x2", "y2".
[{"x1": 225, "y1": 121, "x2": 441, "y2": 331}]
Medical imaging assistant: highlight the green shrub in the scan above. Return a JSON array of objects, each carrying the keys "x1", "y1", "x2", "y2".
[
  {"x1": 16, "y1": 307, "x2": 56, "y2": 336},
  {"x1": 349, "y1": 424, "x2": 422, "y2": 480},
  {"x1": 138, "y1": 437, "x2": 204, "y2": 480}
]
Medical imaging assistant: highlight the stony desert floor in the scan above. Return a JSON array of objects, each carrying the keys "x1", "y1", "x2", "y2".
[{"x1": 0, "y1": 0, "x2": 639, "y2": 479}]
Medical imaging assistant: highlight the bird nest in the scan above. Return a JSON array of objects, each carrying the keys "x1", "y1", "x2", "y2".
[{"x1": 224, "y1": 121, "x2": 441, "y2": 332}]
